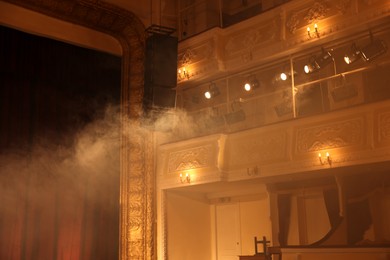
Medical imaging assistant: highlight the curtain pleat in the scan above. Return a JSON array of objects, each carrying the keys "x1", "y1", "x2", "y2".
[
  {"x1": 277, "y1": 194, "x2": 291, "y2": 246},
  {"x1": 0, "y1": 25, "x2": 121, "y2": 260}
]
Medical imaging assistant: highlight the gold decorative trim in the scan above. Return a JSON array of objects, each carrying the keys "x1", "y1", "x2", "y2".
[{"x1": 3, "y1": 0, "x2": 154, "y2": 259}]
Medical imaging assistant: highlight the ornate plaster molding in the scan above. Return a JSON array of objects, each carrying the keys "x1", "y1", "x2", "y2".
[
  {"x1": 304, "y1": 0, "x2": 330, "y2": 24},
  {"x1": 295, "y1": 117, "x2": 365, "y2": 153},
  {"x1": 167, "y1": 145, "x2": 213, "y2": 173},
  {"x1": 2, "y1": 0, "x2": 153, "y2": 259},
  {"x1": 286, "y1": 0, "x2": 330, "y2": 35}
]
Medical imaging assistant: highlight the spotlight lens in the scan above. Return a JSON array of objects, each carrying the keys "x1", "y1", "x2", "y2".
[
  {"x1": 344, "y1": 55, "x2": 351, "y2": 64},
  {"x1": 304, "y1": 65, "x2": 310, "y2": 74},
  {"x1": 244, "y1": 83, "x2": 251, "y2": 91},
  {"x1": 205, "y1": 91, "x2": 211, "y2": 99},
  {"x1": 280, "y1": 73, "x2": 287, "y2": 81}
]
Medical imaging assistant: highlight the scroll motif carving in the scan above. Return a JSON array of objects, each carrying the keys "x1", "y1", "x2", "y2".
[
  {"x1": 179, "y1": 39, "x2": 215, "y2": 65},
  {"x1": 296, "y1": 118, "x2": 364, "y2": 153},
  {"x1": 287, "y1": 1, "x2": 330, "y2": 35},
  {"x1": 168, "y1": 145, "x2": 212, "y2": 173},
  {"x1": 179, "y1": 48, "x2": 195, "y2": 67},
  {"x1": 304, "y1": 1, "x2": 330, "y2": 24},
  {"x1": 286, "y1": 12, "x2": 300, "y2": 35}
]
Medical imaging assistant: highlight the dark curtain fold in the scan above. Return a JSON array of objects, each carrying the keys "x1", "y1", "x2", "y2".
[
  {"x1": 323, "y1": 188, "x2": 342, "y2": 228},
  {"x1": 346, "y1": 198, "x2": 372, "y2": 245},
  {"x1": 0, "y1": 25, "x2": 121, "y2": 260},
  {"x1": 277, "y1": 193, "x2": 291, "y2": 246}
]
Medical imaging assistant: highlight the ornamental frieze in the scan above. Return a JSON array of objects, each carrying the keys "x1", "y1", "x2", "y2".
[
  {"x1": 304, "y1": 1, "x2": 330, "y2": 24},
  {"x1": 178, "y1": 39, "x2": 214, "y2": 66},
  {"x1": 287, "y1": 0, "x2": 330, "y2": 35},
  {"x1": 295, "y1": 117, "x2": 364, "y2": 153},
  {"x1": 167, "y1": 145, "x2": 213, "y2": 173}
]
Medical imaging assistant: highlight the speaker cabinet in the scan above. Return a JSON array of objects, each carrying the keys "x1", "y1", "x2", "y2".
[{"x1": 144, "y1": 33, "x2": 178, "y2": 112}]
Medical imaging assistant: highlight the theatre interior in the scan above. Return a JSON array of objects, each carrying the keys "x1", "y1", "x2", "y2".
[{"x1": 0, "y1": 0, "x2": 390, "y2": 259}]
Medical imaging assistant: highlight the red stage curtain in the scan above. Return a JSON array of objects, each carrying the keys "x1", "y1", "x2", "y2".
[{"x1": 0, "y1": 25, "x2": 121, "y2": 260}]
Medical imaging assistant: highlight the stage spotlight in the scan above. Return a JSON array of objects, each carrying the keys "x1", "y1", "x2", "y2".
[
  {"x1": 304, "y1": 48, "x2": 333, "y2": 74},
  {"x1": 244, "y1": 78, "x2": 259, "y2": 91},
  {"x1": 344, "y1": 43, "x2": 361, "y2": 64},
  {"x1": 277, "y1": 70, "x2": 296, "y2": 81},
  {"x1": 204, "y1": 82, "x2": 220, "y2": 99},
  {"x1": 361, "y1": 39, "x2": 387, "y2": 62}
]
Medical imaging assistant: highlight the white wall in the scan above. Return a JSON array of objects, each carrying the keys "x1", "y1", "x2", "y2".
[
  {"x1": 166, "y1": 192, "x2": 212, "y2": 260},
  {"x1": 239, "y1": 199, "x2": 272, "y2": 255}
]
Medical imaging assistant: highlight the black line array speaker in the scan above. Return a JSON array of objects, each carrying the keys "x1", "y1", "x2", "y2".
[{"x1": 144, "y1": 33, "x2": 178, "y2": 113}]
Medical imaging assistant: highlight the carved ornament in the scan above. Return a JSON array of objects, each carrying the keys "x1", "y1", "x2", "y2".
[
  {"x1": 304, "y1": 1, "x2": 330, "y2": 24},
  {"x1": 295, "y1": 117, "x2": 364, "y2": 153},
  {"x1": 167, "y1": 145, "x2": 213, "y2": 173}
]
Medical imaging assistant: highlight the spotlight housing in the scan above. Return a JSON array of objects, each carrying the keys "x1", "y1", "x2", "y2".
[
  {"x1": 304, "y1": 49, "x2": 333, "y2": 74},
  {"x1": 344, "y1": 43, "x2": 361, "y2": 64},
  {"x1": 204, "y1": 82, "x2": 220, "y2": 99},
  {"x1": 244, "y1": 78, "x2": 259, "y2": 91},
  {"x1": 361, "y1": 39, "x2": 387, "y2": 62},
  {"x1": 277, "y1": 70, "x2": 297, "y2": 81}
]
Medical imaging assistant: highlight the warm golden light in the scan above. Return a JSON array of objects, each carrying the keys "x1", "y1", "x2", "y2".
[
  {"x1": 318, "y1": 152, "x2": 332, "y2": 165},
  {"x1": 304, "y1": 65, "x2": 310, "y2": 74},
  {"x1": 307, "y1": 24, "x2": 320, "y2": 38},
  {"x1": 178, "y1": 66, "x2": 190, "y2": 80},
  {"x1": 244, "y1": 78, "x2": 259, "y2": 91},
  {"x1": 179, "y1": 173, "x2": 191, "y2": 183}
]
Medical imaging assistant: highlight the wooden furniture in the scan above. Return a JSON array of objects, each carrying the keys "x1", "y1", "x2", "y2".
[
  {"x1": 239, "y1": 255, "x2": 267, "y2": 260},
  {"x1": 239, "y1": 236, "x2": 271, "y2": 260},
  {"x1": 254, "y1": 236, "x2": 270, "y2": 255}
]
